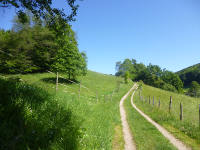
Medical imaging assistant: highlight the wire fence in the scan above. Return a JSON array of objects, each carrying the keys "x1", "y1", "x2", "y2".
[
  {"x1": 136, "y1": 89, "x2": 200, "y2": 128},
  {"x1": 0, "y1": 69, "x2": 122, "y2": 103},
  {"x1": 0, "y1": 49, "x2": 126, "y2": 104}
]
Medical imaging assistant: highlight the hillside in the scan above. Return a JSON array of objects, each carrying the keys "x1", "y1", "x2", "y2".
[
  {"x1": 1, "y1": 70, "x2": 199, "y2": 149},
  {"x1": 2, "y1": 70, "x2": 200, "y2": 149},
  {"x1": 176, "y1": 63, "x2": 200, "y2": 86},
  {"x1": 0, "y1": 71, "x2": 133, "y2": 149}
]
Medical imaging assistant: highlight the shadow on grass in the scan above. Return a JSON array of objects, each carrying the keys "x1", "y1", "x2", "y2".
[
  {"x1": 41, "y1": 77, "x2": 79, "y2": 85},
  {"x1": 0, "y1": 77, "x2": 81, "y2": 150}
]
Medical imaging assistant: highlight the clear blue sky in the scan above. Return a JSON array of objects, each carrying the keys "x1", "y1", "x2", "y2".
[{"x1": 1, "y1": 0, "x2": 200, "y2": 74}]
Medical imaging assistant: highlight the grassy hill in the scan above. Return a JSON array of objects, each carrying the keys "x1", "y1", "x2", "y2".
[
  {"x1": 134, "y1": 83, "x2": 200, "y2": 149},
  {"x1": 3, "y1": 70, "x2": 200, "y2": 149},
  {"x1": 0, "y1": 71, "x2": 133, "y2": 150},
  {"x1": 176, "y1": 63, "x2": 200, "y2": 86}
]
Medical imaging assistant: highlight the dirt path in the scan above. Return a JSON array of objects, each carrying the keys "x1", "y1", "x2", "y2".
[
  {"x1": 120, "y1": 84, "x2": 137, "y2": 150},
  {"x1": 130, "y1": 87, "x2": 191, "y2": 150}
]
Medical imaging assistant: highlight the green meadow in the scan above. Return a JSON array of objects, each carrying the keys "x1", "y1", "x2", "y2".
[{"x1": 0, "y1": 71, "x2": 133, "y2": 149}]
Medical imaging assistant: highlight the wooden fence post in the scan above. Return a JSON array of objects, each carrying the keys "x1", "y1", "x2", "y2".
[
  {"x1": 199, "y1": 104, "x2": 200, "y2": 128},
  {"x1": 96, "y1": 91, "x2": 98, "y2": 102},
  {"x1": 111, "y1": 90, "x2": 114, "y2": 101},
  {"x1": 56, "y1": 72, "x2": 58, "y2": 91},
  {"x1": 139, "y1": 90, "x2": 141, "y2": 99},
  {"x1": 180, "y1": 103, "x2": 183, "y2": 121},
  {"x1": 153, "y1": 96, "x2": 154, "y2": 105},
  {"x1": 78, "y1": 82, "x2": 81, "y2": 99},
  {"x1": 117, "y1": 82, "x2": 120, "y2": 92},
  {"x1": 149, "y1": 96, "x2": 150, "y2": 104},
  {"x1": 169, "y1": 96, "x2": 172, "y2": 113}
]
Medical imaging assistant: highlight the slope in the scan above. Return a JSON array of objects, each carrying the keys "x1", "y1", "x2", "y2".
[{"x1": 1, "y1": 70, "x2": 133, "y2": 150}]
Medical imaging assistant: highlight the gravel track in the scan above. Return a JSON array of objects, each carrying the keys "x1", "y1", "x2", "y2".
[{"x1": 120, "y1": 84, "x2": 137, "y2": 150}]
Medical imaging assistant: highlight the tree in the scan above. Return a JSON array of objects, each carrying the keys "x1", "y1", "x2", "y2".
[
  {"x1": 0, "y1": 29, "x2": 36, "y2": 73},
  {"x1": 134, "y1": 63, "x2": 146, "y2": 80},
  {"x1": 115, "y1": 58, "x2": 183, "y2": 93},
  {"x1": 179, "y1": 69, "x2": 200, "y2": 87},
  {"x1": 0, "y1": 14, "x2": 59, "y2": 74},
  {"x1": 0, "y1": 0, "x2": 79, "y2": 23},
  {"x1": 124, "y1": 71, "x2": 129, "y2": 84},
  {"x1": 147, "y1": 63, "x2": 162, "y2": 77},
  {"x1": 0, "y1": 12, "x2": 87, "y2": 78},
  {"x1": 12, "y1": 14, "x2": 31, "y2": 32},
  {"x1": 51, "y1": 24, "x2": 87, "y2": 80},
  {"x1": 80, "y1": 52, "x2": 88, "y2": 76},
  {"x1": 115, "y1": 61, "x2": 122, "y2": 75},
  {"x1": 1, "y1": 0, "x2": 81, "y2": 42},
  {"x1": 115, "y1": 59, "x2": 136, "y2": 79},
  {"x1": 188, "y1": 81, "x2": 200, "y2": 97},
  {"x1": 161, "y1": 71, "x2": 183, "y2": 92}
]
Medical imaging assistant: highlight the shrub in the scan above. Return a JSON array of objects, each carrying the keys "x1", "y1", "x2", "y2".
[
  {"x1": 124, "y1": 71, "x2": 130, "y2": 84},
  {"x1": 161, "y1": 83, "x2": 177, "y2": 92}
]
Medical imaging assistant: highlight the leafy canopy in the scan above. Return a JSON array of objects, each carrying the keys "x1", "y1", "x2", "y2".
[
  {"x1": 177, "y1": 63, "x2": 200, "y2": 87},
  {"x1": 115, "y1": 58, "x2": 183, "y2": 93},
  {"x1": 188, "y1": 81, "x2": 200, "y2": 97},
  {"x1": 0, "y1": 12, "x2": 87, "y2": 80},
  {"x1": 0, "y1": 0, "x2": 79, "y2": 22}
]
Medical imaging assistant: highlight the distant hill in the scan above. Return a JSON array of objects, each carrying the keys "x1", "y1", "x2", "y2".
[{"x1": 176, "y1": 63, "x2": 200, "y2": 87}]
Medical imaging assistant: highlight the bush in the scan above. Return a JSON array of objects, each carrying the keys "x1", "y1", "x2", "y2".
[
  {"x1": 187, "y1": 81, "x2": 200, "y2": 97},
  {"x1": 161, "y1": 83, "x2": 177, "y2": 92},
  {"x1": 124, "y1": 71, "x2": 129, "y2": 84}
]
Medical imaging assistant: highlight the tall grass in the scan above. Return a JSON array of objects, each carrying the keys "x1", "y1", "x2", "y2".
[{"x1": 0, "y1": 77, "x2": 81, "y2": 150}]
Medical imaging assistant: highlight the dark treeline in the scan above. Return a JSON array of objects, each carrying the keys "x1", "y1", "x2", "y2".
[
  {"x1": 187, "y1": 81, "x2": 200, "y2": 97},
  {"x1": 176, "y1": 63, "x2": 200, "y2": 97},
  {"x1": 0, "y1": 12, "x2": 87, "y2": 80},
  {"x1": 177, "y1": 63, "x2": 200, "y2": 87},
  {"x1": 116, "y1": 59, "x2": 183, "y2": 93}
]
